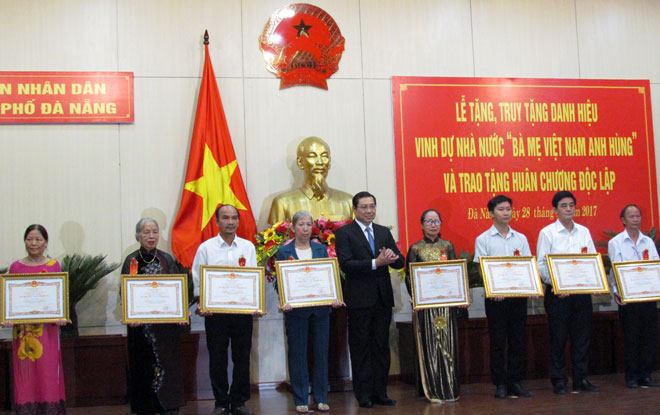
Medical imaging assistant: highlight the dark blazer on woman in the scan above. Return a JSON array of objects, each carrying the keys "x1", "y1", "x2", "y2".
[{"x1": 276, "y1": 240, "x2": 328, "y2": 261}]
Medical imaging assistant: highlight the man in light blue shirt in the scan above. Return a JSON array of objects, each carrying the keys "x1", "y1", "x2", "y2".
[{"x1": 474, "y1": 195, "x2": 532, "y2": 399}]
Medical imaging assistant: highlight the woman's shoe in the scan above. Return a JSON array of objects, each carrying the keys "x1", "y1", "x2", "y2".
[
  {"x1": 295, "y1": 405, "x2": 309, "y2": 413},
  {"x1": 317, "y1": 403, "x2": 330, "y2": 412}
]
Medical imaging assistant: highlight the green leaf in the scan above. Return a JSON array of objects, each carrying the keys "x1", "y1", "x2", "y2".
[
  {"x1": 61, "y1": 253, "x2": 120, "y2": 306},
  {"x1": 459, "y1": 250, "x2": 483, "y2": 288}
]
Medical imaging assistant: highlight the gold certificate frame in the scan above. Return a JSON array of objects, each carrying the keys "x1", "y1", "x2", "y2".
[
  {"x1": 612, "y1": 260, "x2": 660, "y2": 304},
  {"x1": 546, "y1": 253, "x2": 609, "y2": 295},
  {"x1": 1, "y1": 272, "x2": 69, "y2": 324},
  {"x1": 121, "y1": 274, "x2": 189, "y2": 324},
  {"x1": 409, "y1": 259, "x2": 470, "y2": 310},
  {"x1": 275, "y1": 257, "x2": 343, "y2": 308},
  {"x1": 199, "y1": 265, "x2": 266, "y2": 314},
  {"x1": 480, "y1": 256, "x2": 544, "y2": 298}
]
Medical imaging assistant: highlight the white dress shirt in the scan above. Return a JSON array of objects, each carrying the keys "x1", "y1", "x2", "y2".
[
  {"x1": 191, "y1": 234, "x2": 257, "y2": 297},
  {"x1": 536, "y1": 220, "x2": 596, "y2": 285},
  {"x1": 355, "y1": 219, "x2": 377, "y2": 270},
  {"x1": 607, "y1": 229, "x2": 659, "y2": 293},
  {"x1": 473, "y1": 225, "x2": 532, "y2": 261}
]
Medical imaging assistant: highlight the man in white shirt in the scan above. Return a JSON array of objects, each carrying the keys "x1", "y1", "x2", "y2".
[
  {"x1": 474, "y1": 195, "x2": 532, "y2": 399},
  {"x1": 607, "y1": 204, "x2": 660, "y2": 388},
  {"x1": 536, "y1": 191, "x2": 599, "y2": 395},
  {"x1": 192, "y1": 204, "x2": 260, "y2": 415}
]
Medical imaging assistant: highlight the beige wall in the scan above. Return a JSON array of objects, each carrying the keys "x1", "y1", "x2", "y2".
[{"x1": 1, "y1": 0, "x2": 659, "y2": 383}]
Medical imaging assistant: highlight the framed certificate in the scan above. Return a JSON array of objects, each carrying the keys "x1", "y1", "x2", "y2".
[
  {"x1": 546, "y1": 254, "x2": 609, "y2": 295},
  {"x1": 121, "y1": 274, "x2": 188, "y2": 324},
  {"x1": 1, "y1": 272, "x2": 69, "y2": 324},
  {"x1": 479, "y1": 256, "x2": 544, "y2": 297},
  {"x1": 199, "y1": 266, "x2": 266, "y2": 314},
  {"x1": 275, "y1": 257, "x2": 343, "y2": 308},
  {"x1": 409, "y1": 259, "x2": 470, "y2": 310},
  {"x1": 611, "y1": 260, "x2": 660, "y2": 303}
]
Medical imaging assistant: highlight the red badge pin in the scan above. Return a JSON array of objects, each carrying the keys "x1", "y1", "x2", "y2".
[
  {"x1": 643, "y1": 249, "x2": 649, "y2": 260},
  {"x1": 513, "y1": 249, "x2": 520, "y2": 256},
  {"x1": 581, "y1": 246, "x2": 588, "y2": 254},
  {"x1": 440, "y1": 250, "x2": 447, "y2": 261},
  {"x1": 130, "y1": 258, "x2": 138, "y2": 275},
  {"x1": 238, "y1": 256, "x2": 246, "y2": 267}
]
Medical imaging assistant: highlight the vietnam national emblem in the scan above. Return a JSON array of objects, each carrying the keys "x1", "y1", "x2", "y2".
[{"x1": 259, "y1": 3, "x2": 345, "y2": 90}]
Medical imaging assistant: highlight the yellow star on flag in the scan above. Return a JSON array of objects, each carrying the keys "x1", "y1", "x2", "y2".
[{"x1": 184, "y1": 144, "x2": 247, "y2": 230}]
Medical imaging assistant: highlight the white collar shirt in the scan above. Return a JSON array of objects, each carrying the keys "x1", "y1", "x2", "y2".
[
  {"x1": 607, "y1": 229, "x2": 659, "y2": 293},
  {"x1": 536, "y1": 219, "x2": 596, "y2": 284},
  {"x1": 191, "y1": 234, "x2": 257, "y2": 297},
  {"x1": 355, "y1": 220, "x2": 374, "y2": 242},
  {"x1": 473, "y1": 225, "x2": 532, "y2": 262},
  {"x1": 355, "y1": 220, "x2": 377, "y2": 269}
]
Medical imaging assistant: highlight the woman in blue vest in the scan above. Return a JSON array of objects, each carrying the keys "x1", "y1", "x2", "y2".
[{"x1": 277, "y1": 210, "x2": 342, "y2": 413}]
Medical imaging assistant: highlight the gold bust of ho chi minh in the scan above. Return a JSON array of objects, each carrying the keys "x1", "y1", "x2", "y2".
[{"x1": 268, "y1": 136, "x2": 354, "y2": 224}]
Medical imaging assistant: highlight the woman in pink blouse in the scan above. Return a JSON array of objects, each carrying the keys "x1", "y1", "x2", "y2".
[{"x1": 4, "y1": 225, "x2": 67, "y2": 415}]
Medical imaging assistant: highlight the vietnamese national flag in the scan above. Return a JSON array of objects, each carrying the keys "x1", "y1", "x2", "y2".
[{"x1": 171, "y1": 36, "x2": 257, "y2": 267}]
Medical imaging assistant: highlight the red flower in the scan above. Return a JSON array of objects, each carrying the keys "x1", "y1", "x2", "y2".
[
  {"x1": 320, "y1": 229, "x2": 333, "y2": 242},
  {"x1": 334, "y1": 219, "x2": 352, "y2": 228},
  {"x1": 276, "y1": 221, "x2": 289, "y2": 234},
  {"x1": 287, "y1": 228, "x2": 295, "y2": 238},
  {"x1": 288, "y1": 256, "x2": 294, "y2": 260},
  {"x1": 312, "y1": 224, "x2": 320, "y2": 236},
  {"x1": 264, "y1": 240, "x2": 277, "y2": 252},
  {"x1": 317, "y1": 217, "x2": 328, "y2": 229},
  {"x1": 326, "y1": 244, "x2": 337, "y2": 258}
]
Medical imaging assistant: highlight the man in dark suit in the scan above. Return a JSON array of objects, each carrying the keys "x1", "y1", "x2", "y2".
[{"x1": 335, "y1": 191, "x2": 405, "y2": 408}]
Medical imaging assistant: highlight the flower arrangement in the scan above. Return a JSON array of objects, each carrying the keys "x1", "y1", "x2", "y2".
[{"x1": 256, "y1": 217, "x2": 352, "y2": 288}]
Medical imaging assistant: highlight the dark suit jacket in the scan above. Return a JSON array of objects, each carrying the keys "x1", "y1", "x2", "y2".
[
  {"x1": 276, "y1": 240, "x2": 329, "y2": 261},
  {"x1": 335, "y1": 221, "x2": 404, "y2": 309}
]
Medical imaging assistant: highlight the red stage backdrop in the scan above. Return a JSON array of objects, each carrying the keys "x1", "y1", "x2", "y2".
[
  {"x1": 0, "y1": 72, "x2": 134, "y2": 123},
  {"x1": 392, "y1": 77, "x2": 657, "y2": 255}
]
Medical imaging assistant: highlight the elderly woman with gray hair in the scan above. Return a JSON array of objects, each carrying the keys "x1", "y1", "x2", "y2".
[
  {"x1": 121, "y1": 218, "x2": 186, "y2": 415},
  {"x1": 276, "y1": 210, "x2": 344, "y2": 414}
]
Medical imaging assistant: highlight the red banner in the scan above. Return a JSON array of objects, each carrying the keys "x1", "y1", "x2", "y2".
[
  {"x1": 393, "y1": 77, "x2": 657, "y2": 255},
  {"x1": 0, "y1": 72, "x2": 134, "y2": 123}
]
